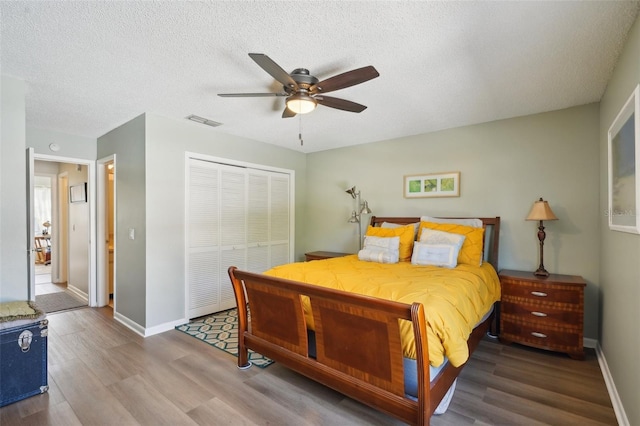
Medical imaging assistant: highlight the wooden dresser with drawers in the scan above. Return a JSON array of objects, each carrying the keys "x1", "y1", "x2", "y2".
[{"x1": 499, "y1": 269, "x2": 585, "y2": 360}]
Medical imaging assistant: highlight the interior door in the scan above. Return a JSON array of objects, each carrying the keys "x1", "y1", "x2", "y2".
[
  {"x1": 26, "y1": 148, "x2": 35, "y2": 300},
  {"x1": 186, "y1": 156, "x2": 293, "y2": 318},
  {"x1": 187, "y1": 159, "x2": 221, "y2": 318}
]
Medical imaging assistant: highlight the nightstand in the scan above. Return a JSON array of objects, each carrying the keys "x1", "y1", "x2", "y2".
[
  {"x1": 499, "y1": 269, "x2": 585, "y2": 360},
  {"x1": 304, "y1": 251, "x2": 351, "y2": 261}
]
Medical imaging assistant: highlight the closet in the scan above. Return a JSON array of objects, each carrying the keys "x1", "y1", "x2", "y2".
[{"x1": 186, "y1": 157, "x2": 292, "y2": 318}]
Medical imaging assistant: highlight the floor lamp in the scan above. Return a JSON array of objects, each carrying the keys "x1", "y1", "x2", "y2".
[{"x1": 345, "y1": 186, "x2": 372, "y2": 250}]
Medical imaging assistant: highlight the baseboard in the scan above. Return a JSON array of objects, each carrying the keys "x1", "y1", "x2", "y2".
[
  {"x1": 143, "y1": 318, "x2": 188, "y2": 337},
  {"x1": 583, "y1": 337, "x2": 597, "y2": 348},
  {"x1": 112, "y1": 311, "x2": 188, "y2": 338},
  {"x1": 595, "y1": 342, "x2": 629, "y2": 426},
  {"x1": 113, "y1": 311, "x2": 145, "y2": 337},
  {"x1": 66, "y1": 285, "x2": 88, "y2": 302}
]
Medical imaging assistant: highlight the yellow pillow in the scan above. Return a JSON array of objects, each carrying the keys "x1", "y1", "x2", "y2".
[
  {"x1": 418, "y1": 221, "x2": 485, "y2": 266},
  {"x1": 365, "y1": 224, "x2": 415, "y2": 262}
]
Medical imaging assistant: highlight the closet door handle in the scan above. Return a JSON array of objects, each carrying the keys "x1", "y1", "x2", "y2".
[{"x1": 531, "y1": 291, "x2": 547, "y2": 297}]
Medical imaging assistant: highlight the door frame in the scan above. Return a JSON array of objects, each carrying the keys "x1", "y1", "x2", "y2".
[
  {"x1": 97, "y1": 155, "x2": 115, "y2": 308},
  {"x1": 27, "y1": 149, "x2": 35, "y2": 300},
  {"x1": 31, "y1": 152, "x2": 97, "y2": 306}
]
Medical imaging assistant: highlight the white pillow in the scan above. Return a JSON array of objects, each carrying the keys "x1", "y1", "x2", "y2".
[
  {"x1": 420, "y1": 216, "x2": 483, "y2": 229},
  {"x1": 381, "y1": 221, "x2": 420, "y2": 239},
  {"x1": 358, "y1": 236, "x2": 400, "y2": 264},
  {"x1": 412, "y1": 229, "x2": 466, "y2": 268}
]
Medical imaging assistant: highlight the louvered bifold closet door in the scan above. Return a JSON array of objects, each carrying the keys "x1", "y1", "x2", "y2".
[
  {"x1": 187, "y1": 158, "x2": 292, "y2": 318},
  {"x1": 247, "y1": 171, "x2": 270, "y2": 273},
  {"x1": 270, "y1": 174, "x2": 290, "y2": 268},
  {"x1": 219, "y1": 165, "x2": 247, "y2": 312},
  {"x1": 187, "y1": 159, "x2": 221, "y2": 318}
]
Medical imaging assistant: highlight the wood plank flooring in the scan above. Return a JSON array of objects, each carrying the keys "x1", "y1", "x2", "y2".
[{"x1": 0, "y1": 307, "x2": 617, "y2": 425}]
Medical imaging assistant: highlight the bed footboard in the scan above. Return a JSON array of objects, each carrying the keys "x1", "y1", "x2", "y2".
[{"x1": 228, "y1": 266, "x2": 435, "y2": 425}]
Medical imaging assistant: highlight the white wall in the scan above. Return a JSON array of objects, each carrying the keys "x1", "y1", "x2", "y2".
[
  {"x1": 599, "y1": 13, "x2": 640, "y2": 426},
  {"x1": 0, "y1": 76, "x2": 28, "y2": 301},
  {"x1": 305, "y1": 103, "x2": 601, "y2": 339}
]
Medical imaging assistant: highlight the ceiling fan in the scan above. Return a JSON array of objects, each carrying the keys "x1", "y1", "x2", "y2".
[{"x1": 218, "y1": 53, "x2": 380, "y2": 118}]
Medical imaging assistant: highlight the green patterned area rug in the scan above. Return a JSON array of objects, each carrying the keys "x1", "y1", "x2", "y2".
[{"x1": 176, "y1": 308, "x2": 274, "y2": 368}]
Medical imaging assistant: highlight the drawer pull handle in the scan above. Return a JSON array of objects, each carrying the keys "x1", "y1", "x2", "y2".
[
  {"x1": 531, "y1": 291, "x2": 548, "y2": 297},
  {"x1": 531, "y1": 311, "x2": 547, "y2": 317},
  {"x1": 531, "y1": 332, "x2": 547, "y2": 338}
]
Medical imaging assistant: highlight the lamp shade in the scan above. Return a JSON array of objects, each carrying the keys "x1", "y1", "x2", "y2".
[
  {"x1": 286, "y1": 94, "x2": 317, "y2": 114},
  {"x1": 526, "y1": 198, "x2": 558, "y2": 221},
  {"x1": 345, "y1": 186, "x2": 357, "y2": 199},
  {"x1": 360, "y1": 200, "x2": 372, "y2": 215}
]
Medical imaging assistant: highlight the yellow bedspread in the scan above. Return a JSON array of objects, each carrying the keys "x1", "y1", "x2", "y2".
[{"x1": 264, "y1": 255, "x2": 500, "y2": 368}]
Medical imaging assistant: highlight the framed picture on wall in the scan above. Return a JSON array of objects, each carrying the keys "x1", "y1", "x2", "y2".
[
  {"x1": 608, "y1": 84, "x2": 640, "y2": 234},
  {"x1": 403, "y1": 172, "x2": 460, "y2": 198},
  {"x1": 70, "y1": 182, "x2": 87, "y2": 203}
]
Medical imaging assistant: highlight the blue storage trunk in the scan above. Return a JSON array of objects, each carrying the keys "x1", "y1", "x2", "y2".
[{"x1": 0, "y1": 304, "x2": 48, "y2": 407}]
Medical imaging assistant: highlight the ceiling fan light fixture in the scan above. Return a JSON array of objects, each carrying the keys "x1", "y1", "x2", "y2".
[{"x1": 286, "y1": 94, "x2": 317, "y2": 114}]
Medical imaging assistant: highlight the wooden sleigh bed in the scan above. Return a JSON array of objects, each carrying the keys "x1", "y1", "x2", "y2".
[{"x1": 228, "y1": 216, "x2": 500, "y2": 425}]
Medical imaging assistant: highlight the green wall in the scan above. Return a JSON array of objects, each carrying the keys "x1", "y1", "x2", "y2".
[
  {"x1": 306, "y1": 103, "x2": 601, "y2": 340},
  {"x1": 599, "y1": 13, "x2": 640, "y2": 426},
  {"x1": 97, "y1": 115, "x2": 147, "y2": 327}
]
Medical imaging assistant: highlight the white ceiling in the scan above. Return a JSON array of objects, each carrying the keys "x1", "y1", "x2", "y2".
[{"x1": 2, "y1": 1, "x2": 639, "y2": 153}]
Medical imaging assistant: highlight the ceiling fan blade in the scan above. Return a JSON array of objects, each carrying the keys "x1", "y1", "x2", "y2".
[
  {"x1": 315, "y1": 96, "x2": 367, "y2": 113},
  {"x1": 249, "y1": 53, "x2": 299, "y2": 90},
  {"x1": 311, "y1": 66, "x2": 379, "y2": 94},
  {"x1": 282, "y1": 107, "x2": 297, "y2": 118},
  {"x1": 218, "y1": 92, "x2": 287, "y2": 97}
]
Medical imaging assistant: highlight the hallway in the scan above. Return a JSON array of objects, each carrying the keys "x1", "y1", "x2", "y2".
[{"x1": 34, "y1": 263, "x2": 65, "y2": 296}]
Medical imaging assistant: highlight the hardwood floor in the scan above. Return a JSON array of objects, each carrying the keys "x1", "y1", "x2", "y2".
[
  {"x1": 34, "y1": 263, "x2": 66, "y2": 296},
  {"x1": 0, "y1": 307, "x2": 617, "y2": 425}
]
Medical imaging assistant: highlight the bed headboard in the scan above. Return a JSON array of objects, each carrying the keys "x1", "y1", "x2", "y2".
[{"x1": 369, "y1": 216, "x2": 501, "y2": 270}]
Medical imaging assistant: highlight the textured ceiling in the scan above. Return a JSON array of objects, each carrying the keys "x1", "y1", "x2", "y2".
[{"x1": 1, "y1": 1, "x2": 639, "y2": 153}]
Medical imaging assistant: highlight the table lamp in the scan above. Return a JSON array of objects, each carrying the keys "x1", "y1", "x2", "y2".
[{"x1": 526, "y1": 197, "x2": 558, "y2": 277}]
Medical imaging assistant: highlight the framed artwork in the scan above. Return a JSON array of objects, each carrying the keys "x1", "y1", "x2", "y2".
[
  {"x1": 404, "y1": 172, "x2": 460, "y2": 198},
  {"x1": 608, "y1": 84, "x2": 640, "y2": 234},
  {"x1": 70, "y1": 182, "x2": 87, "y2": 203}
]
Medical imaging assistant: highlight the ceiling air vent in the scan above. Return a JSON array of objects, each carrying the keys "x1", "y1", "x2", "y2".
[{"x1": 186, "y1": 115, "x2": 223, "y2": 127}]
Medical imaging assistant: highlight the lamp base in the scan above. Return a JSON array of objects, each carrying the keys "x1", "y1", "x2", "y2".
[{"x1": 533, "y1": 268, "x2": 550, "y2": 277}]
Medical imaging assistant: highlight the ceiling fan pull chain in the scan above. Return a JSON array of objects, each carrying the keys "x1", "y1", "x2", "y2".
[{"x1": 299, "y1": 115, "x2": 303, "y2": 146}]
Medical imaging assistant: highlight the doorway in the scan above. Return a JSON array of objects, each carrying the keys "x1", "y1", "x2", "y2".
[
  {"x1": 97, "y1": 155, "x2": 115, "y2": 309},
  {"x1": 32, "y1": 172, "x2": 63, "y2": 296},
  {"x1": 30, "y1": 153, "x2": 96, "y2": 307}
]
